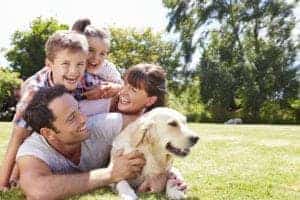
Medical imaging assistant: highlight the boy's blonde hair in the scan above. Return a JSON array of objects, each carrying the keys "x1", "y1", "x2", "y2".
[{"x1": 45, "y1": 30, "x2": 89, "y2": 62}]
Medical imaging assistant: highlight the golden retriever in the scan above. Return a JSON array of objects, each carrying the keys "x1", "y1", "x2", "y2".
[{"x1": 111, "y1": 107, "x2": 199, "y2": 200}]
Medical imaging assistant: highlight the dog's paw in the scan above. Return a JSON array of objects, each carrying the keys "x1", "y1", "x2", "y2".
[
  {"x1": 120, "y1": 193, "x2": 138, "y2": 200},
  {"x1": 116, "y1": 180, "x2": 138, "y2": 200},
  {"x1": 166, "y1": 178, "x2": 187, "y2": 200}
]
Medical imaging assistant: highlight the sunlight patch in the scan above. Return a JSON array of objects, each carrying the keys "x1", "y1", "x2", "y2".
[
  {"x1": 204, "y1": 134, "x2": 240, "y2": 142},
  {"x1": 259, "y1": 139, "x2": 290, "y2": 147}
]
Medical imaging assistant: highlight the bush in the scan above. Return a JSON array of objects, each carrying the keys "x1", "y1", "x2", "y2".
[
  {"x1": 0, "y1": 68, "x2": 22, "y2": 121},
  {"x1": 259, "y1": 100, "x2": 297, "y2": 124},
  {"x1": 168, "y1": 79, "x2": 209, "y2": 122}
]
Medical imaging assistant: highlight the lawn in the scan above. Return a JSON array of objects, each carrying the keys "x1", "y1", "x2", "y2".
[{"x1": 0, "y1": 122, "x2": 299, "y2": 200}]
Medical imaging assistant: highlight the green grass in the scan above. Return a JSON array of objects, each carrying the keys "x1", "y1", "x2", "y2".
[{"x1": 0, "y1": 122, "x2": 300, "y2": 199}]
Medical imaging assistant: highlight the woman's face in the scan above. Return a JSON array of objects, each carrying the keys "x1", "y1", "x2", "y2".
[{"x1": 118, "y1": 82, "x2": 155, "y2": 115}]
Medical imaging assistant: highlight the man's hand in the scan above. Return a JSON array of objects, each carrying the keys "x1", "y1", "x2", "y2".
[{"x1": 110, "y1": 150, "x2": 145, "y2": 183}]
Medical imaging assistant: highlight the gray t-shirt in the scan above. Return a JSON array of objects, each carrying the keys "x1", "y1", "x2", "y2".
[{"x1": 16, "y1": 113, "x2": 123, "y2": 174}]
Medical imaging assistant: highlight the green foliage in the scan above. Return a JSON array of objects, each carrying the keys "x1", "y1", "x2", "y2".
[
  {"x1": 259, "y1": 100, "x2": 297, "y2": 124},
  {"x1": 199, "y1": 31, "x2": 245, "y2": 121},
  {"x1": 168, "y1": 78, "x2": 210, "y2": 122},
  {"x1": 163, "y1": 0, "x2": 300, "y2": 123},
  {"x1": 0, "y1": 68, "x2": 21, "y2": 106},
  {"x1": 290, "y1": 99, "x2": 300, "y2": 122},
  {"x1": 5, "y1": 17, "x2": 68, "y2": 79},
  {"x1": 108, "y1": 27, "x2": 181, "y2": 89},
  {"x1": 0, "y1": 68, "x2": 22, "y2": 120}
]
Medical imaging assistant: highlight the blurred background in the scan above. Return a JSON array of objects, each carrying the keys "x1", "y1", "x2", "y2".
[{"x1": 0, "y1": 0, "x2": 299, "y2": 124}]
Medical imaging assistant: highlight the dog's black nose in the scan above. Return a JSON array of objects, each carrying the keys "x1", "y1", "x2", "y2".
[{"x1": 189, "y1": 136, "x2": 199, "y2": 145}]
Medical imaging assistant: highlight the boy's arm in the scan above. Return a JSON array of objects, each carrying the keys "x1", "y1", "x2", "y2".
[
  {"x1": 18, "y1": 150, "x2": 145, "y2": 200},
  {"x1": 0, "y1": 88, "x2": 35, "y2": 190},
  {"x1": 0, "y1": 125, "x2": 30, "y2": 189}
]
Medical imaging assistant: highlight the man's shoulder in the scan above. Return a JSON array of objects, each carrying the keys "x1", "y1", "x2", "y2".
[
  {"x1": 17, "y1": 132, "x2": 45, "y2": 149},
  {"x1": 16, "y1": 133, "x2": 80, "y2": 174},
  {"x1": 16, "y1": 133, "x2": 52, "y2": 163},
  {"x1": 86, "y1": 112, "x2": 123, "y2": 142}
]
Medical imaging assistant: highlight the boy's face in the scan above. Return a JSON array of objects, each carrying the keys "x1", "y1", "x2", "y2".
[
  {"x1": 118, "y1": 81, "x2": 156, "y2": 115},
  {"x1": 48, "y1": 49, "x2": 87, "y2": 91},
  {"x1": 87, "y1": 37, "x2": 109, "y2": 74}
]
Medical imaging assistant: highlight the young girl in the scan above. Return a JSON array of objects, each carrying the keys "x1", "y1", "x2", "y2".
[{"x1": 72, "y1": 18, "x2": 123, "y2": 116}]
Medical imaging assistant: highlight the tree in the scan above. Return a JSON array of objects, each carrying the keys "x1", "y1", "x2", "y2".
[
  {"x1": 199, "y1": 31, "x2": 246, "y2": 121},
  {"x1": 163, "y1": 0, "x2": 300, "y2": 122},
  {"x1": 5, "y1": 17, "x2": 68, "y2": 79},
  {"x1": 108, "y1": 27, "x2": 181, "y2": 89}
]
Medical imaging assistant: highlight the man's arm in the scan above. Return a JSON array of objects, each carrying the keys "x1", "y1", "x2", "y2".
[
  {"x1": 0, "y1": 125, "x2": 30, "y2": 189},
  {"x1": 18, "y1": 150, "x2": 145, "y2": 200}
]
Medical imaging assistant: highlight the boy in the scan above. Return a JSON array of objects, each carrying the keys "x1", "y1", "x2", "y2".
[{"x1": 0, "y1": 30, "x2": 89, "y2": 189}]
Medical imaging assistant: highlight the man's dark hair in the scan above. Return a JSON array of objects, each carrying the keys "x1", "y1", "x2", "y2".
[{"x1": 24, "y1": 85, "x2": 68, "y2": 133}]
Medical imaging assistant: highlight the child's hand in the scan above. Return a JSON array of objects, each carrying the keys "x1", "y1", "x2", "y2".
[
  {"x1": 84, "y1": 82, "x2": 122, "y2": 100},
  {"x1": 100, "y1": 82, "x2": 122, "y2": 99}
]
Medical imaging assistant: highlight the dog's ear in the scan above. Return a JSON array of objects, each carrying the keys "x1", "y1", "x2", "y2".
[{"x1": 131, "y1": 119, "x2": 155, "y2": 147}]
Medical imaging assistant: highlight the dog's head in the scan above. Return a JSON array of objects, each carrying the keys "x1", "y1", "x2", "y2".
[{"x1": 132, "y1": 107, "x2": 199, "y2": 157}]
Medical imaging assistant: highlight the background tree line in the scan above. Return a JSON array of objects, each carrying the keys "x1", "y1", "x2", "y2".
[
  {"x1": 162, "y1": 0, "x2": 300, "y2": 123},
  {"x1": 1, "y1": 0, "x2": 299, "y2": 123}
]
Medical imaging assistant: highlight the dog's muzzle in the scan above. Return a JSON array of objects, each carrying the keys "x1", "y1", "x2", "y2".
[{"x1": 166, "y1": 142, "x2": 190, "y2": 157}]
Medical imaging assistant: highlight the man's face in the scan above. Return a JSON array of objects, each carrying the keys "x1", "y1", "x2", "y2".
[
  {"x1": 118, "y1": 82, "x2": 155, "y2": 115},
  {"x1": 48, "y1": 49, "x2": 87, "y2": 91},
  {"x1": 48, "y1": 94, "x2": 89, "y2": 144}
]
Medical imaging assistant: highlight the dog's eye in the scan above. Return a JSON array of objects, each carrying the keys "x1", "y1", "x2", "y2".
[{"x1": 168, "y1": 120, "x2": 178, "y2": 127}]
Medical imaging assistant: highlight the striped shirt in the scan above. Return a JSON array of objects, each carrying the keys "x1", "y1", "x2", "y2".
[
  {"x1": 79, "y1": 60, "x2": 123, "y2": 117},
  {"x1": 13, "y1": 67, "x2": 84, "y2": 129}
]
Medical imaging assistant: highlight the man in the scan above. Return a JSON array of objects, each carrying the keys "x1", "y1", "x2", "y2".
[{"x1": 17, "y1": 85, "x2": 145, "y2": 199}]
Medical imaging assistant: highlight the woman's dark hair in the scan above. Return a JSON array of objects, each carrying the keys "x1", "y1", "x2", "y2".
[
  {"x1": 125, "y1": 63, "x2": 167, "y2": 112},
  {"x1": 24, "y1": 85, "x2": 68, "y2": 133}
]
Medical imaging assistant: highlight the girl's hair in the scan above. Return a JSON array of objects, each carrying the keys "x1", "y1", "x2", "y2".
[
  {"x1": 71, "y1": 18, "x2": 110, "y2": 47},
  {"x1": 125, "y1": 63, "x2": 167, "y2": 112}
]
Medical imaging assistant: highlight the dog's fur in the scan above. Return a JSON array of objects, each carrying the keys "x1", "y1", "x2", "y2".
[{"x1": 111, "y1": 107, "x2": 199, "y2": 200}]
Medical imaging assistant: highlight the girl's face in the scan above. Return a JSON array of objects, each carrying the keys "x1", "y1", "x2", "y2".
[{"x1": 87, "y1": 37, "x2": 109, "y2": 74}]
